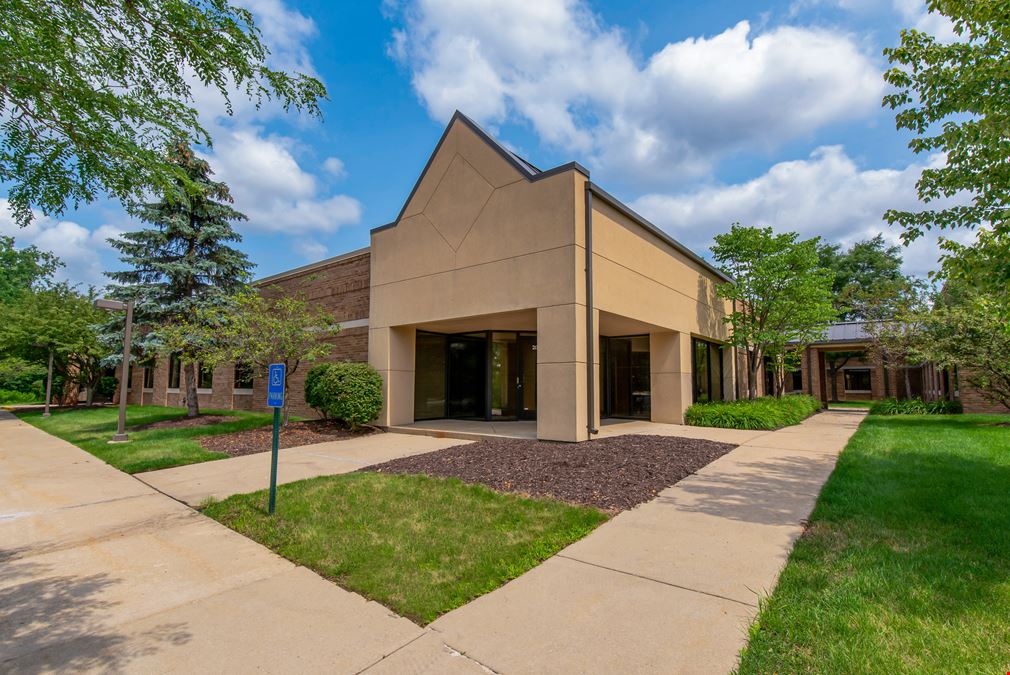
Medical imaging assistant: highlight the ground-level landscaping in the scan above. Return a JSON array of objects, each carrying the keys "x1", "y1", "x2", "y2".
[
  {"x1": 197, "y1": 417, "x2": 376, "y2": 457},
  {"x1": 685, "y1": 394, "x2": 821, "y2": 430},
  {"x1": 365, "y1": 434, "x2": 736, "y2": 511},
  {"x1": 738, "y1": 413, "x2": 1010, "y2": 673},
  {"x1": 17, "y1": 405, "x2": 275, "y2": 473},
  {"x1": 204, "y1": 472, "x2": 609, "y2": 624}
]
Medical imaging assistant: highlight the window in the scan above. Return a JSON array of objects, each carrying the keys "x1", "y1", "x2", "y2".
[
  {"x1": 844, "y1": 368, "x2": 872, "y2": 393},
  {"x1": 790, "y1": 369, "x2": 803, "y2": 392},
  {"x1": 692, "y1": 338, "x2": 724, "y2": 403},
  {"x1": 198, "y1": 364, "x2": 214, "y2": 391},
  {"x1": 234, "y1": 363, "x2": 254, "y2": 391},
  {"x1": 143, "y1": 363, "x2": 155, "y2": 390},
  {"x1": 125, "y1": 363, "x2": 133, "y2": 392},
  {"x1": 167, "y1": 353, "x2": 182, "y2": 390}
]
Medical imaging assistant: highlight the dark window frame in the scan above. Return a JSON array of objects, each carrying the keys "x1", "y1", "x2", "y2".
[
  {"x1": 843, "y1": 368, "x2": 872, "y2": 393},
  {"x1": 233, "y1": 363, "x2": 254, "y2": 390},
  {"x1": 167, "y1": 353, "x2": 182, "y2": 390},
  {"x1": 692, "y1": 337, "x2": 725, "y2": 403},
  {"x1": 197, "y1": 364, "x2": 214, "y2": 390}
]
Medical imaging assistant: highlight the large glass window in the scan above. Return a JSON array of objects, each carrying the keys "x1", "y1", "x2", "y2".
[
  {"x1": 692, "y1": 338, "x2": 724, "y2": 403},
  {"x1": 143, "y1": 363, "x2": 155, "y2": 390},
  {"x1": 602, "y1": 335, "x2": 651, "y2": 419},
  {"x1": 234, "y1": 363, "x2": 254, "y2": 390},
  {"x1": 844, "y1": 368, "x2": 872, "y2": 393},
  {"x1": 167, "y1": 353, "x2": 182, "y2": 389},
  {"x1": 414, "y1": 332, "x2": 447, "y2": 420},
  {"x1": 198, "y1": 364, "x2": 214, "y2": 390},
  {"x1": 490, "y1": 332, "x2": 517, "y2": 418},
  {"x1": 447, "y1": 334, "x2": 486, "y2": 419}
]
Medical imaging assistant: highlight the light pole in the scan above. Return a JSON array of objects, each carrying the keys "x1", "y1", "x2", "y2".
[
  {"x1": 94, "y1": 298, "x2": 134, "y2": 443},
  {"x1": 40, "y1": 344, "x2": 54, "y2": 417}
]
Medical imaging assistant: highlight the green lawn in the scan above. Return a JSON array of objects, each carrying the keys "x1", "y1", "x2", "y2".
[
  {"x1": 204, "y1": 472, "x2": 608, "y2": 624},
  {"x1": 18, "y1": 405, "x2": 275, "y2": 473},
  {"x1": 827, "y1": 400, "x2": 871, "y2": 409},
  {"x1": 738, "y1": 413, "x2": 1010, "y2": 673}
]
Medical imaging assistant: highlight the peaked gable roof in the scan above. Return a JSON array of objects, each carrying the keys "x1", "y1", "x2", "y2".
[{"x1": 372, "y1": 111, "x2": 731, "y2": 283}]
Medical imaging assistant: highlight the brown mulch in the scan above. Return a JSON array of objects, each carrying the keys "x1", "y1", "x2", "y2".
[
  {"x1": 130, "y1": 414, "x2": 234, "y2": 431},
  {"x1": 199, "y1": 418, "x2": 378, "y2": 457},
  {"x1": 363, "y1": 434, "x2": 736, "y2": 512}
]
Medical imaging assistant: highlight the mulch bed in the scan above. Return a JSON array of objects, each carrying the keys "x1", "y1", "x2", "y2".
[
  {"x1": 363, "y1": 434, "x2": 736, "y2": 512},
  {"x1": 131, "y1": 414, "x2": 235, "y2": 431},
  {"x1": 199, "y1": 418, "x2": 378, "y2": 457}
]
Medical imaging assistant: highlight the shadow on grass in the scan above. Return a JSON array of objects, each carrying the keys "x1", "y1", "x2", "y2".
[{"x1": 0, "y1": 556, "x2": 191, "y2": 672}]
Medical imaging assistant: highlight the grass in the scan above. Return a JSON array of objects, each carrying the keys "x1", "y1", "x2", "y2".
[
  {"x1": 204, "y1": 472, "x2": 609, "y2": 624},
  {"x1": 737, "y1": 413, "x2": 1010, "y2": 673},
  {"x1": 685, "y1": 394, "x2": 821, "y2": 430},
  {"x1": 827, "y1": 400, "x2": 871, "y2": 409},
  {"x1": 18, "y1": 405, "x2": 276, "y2": 473},
  {"x1": 0, "y1": 389, "x2": 42, "y2": 405}
]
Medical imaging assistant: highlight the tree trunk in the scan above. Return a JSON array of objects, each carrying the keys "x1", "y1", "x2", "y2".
[
  {"x1": 903, "y1": 368, "x2": 912, "y2": 401},
  {"x1": 747, "y1": 350, "x2": 758, "y2": 400},
  {"x1": 184, "y1": 362, "x2": 199, "y2": 417},
  {"x1": 829, "y1": 365, "x2": 839, "y2": 402}
]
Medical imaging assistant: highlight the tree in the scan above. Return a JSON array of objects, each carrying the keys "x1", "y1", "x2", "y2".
[
  {"x1": 1, "y1": 0, "x2": 326, "y2": 227},
  {"x1": 818, "y1": 235, "x2": 907, "y2": 320},
  {"x1": 0, "y1": 236, "x2": 61, "y2": 303},
  {"x1": 823, "y1": 350, "x2": 865, "y2": 402},
  {"x1": 106, "y1": 143, "x2": 253, "y2": 417},
  {"x1": 178, "y1": 290, "x2": 340, "y2": 423},
  {"x1": 923, "y1": 288, "x2": 1010, "y2": 410},
  {"x1": 861, "y1": 281, "x2": 930, "y2": 400},
  {"x1": 0, "y1": 283, "x2": 109, "y2": 404},
  {"x1": 712, "y1": 225, "x2": 838, "y2": 399},
  {"x1": 883, "y1": 2, "x2": 1009, "y2": 306}
]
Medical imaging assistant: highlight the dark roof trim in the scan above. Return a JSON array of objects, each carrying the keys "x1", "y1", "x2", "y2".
[
  {"x1": 586, "y1": 183, "x2": 733, "y2": 283},
  {"x1": 254, "y1": 246, "x2": 370, "y2": 285}
]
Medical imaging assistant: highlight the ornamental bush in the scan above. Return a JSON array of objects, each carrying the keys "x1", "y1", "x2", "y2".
[
  {"x1": 685, "y1": 394, "x2": 821, "y2": 430},
  {"x1": 304, "y1": 361, "x2": 383, "y2": 428},
  {"x1": 869, "y1": 397, "x2": 963, "y2": 416}
]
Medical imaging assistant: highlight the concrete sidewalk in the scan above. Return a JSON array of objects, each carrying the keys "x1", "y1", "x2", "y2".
[
  {"x1": 138, "y1": 432, "x2": 467, "y2": 505},
  {"x1": 422, "y1": 410, "x2": 864, "y2": 674},
  {"x1": 0, "y1": 412, "x2": 483, "y2": 673}
]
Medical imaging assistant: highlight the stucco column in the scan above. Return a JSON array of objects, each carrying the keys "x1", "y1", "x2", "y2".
[
  {"x1": 649, "y1": 331, "x2": 693, "y2": 424},
  {"x1": 369, "y1": 325, "x2": 415, "y2": 427},
  {"x1": 537, "y1": 304, "x2": 589, "y2": 442}
]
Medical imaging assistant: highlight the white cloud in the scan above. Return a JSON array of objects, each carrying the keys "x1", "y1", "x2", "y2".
[
  {"x1": 292, "y1": 237, "x2": 328, "y2": 260},
  {"x1": 322, "y1": 157, "x2": 346, "y2": 178},
  {"x1": 892, "y1": 0, "x2": 957, "y2": 41},
  {"x1": 0, "y1": 199, "x2": 124, "y2": 287},
  {"x1": 631, "y1": 146, "x2": 970, "y2": 276},
  {"x1": 390, "y1": 0, "x2": 884, "y2": 180}
]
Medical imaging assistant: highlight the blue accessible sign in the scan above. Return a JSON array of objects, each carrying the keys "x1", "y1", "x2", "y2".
[{"x1": 267, "y1": 363, "x2": 285, "y2": 408}]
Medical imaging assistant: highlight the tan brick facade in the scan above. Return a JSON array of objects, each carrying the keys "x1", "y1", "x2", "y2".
[{"x1": 126, "y1": 249, "x2": 371, "y2": 417}]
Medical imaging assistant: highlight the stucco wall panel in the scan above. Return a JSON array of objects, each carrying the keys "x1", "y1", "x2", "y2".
[
  {"x1": 454, "y1": 123, "x2": 527, "y2": 188},
  {"x1": 424, "y1": 155, "x2": 494, "y2": 249},
  {"x1": 370, "y1": 215, "x2": 456, "y2": 287},
  {"x1": 401, "y1": 130, "x2": 457, "y2": 219}
]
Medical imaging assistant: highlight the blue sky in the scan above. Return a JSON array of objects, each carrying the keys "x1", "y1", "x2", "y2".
[{"x1": 2, "y1": 0, "x2": 964, "y2": 287}]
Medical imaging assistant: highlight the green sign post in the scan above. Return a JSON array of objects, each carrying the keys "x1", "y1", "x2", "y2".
[{"x1": 266, "y1": 363, "x2": 285, "y2": 514}]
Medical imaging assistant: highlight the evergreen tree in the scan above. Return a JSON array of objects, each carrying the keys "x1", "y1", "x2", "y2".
[{"x1": 107, "y1": 142, "x2": 253, "y2": 417}]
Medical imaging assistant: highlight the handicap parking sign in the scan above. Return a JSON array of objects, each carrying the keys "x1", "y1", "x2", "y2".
[{"x1": 267, "y1": 363, "x2": 285, "y2": 407}]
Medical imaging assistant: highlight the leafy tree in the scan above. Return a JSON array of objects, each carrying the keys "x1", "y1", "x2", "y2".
[
  {"x1": 1, "y1": 0, "x2": 326, "y2": 227},
  {"x1": 0, "y1": 283, "x2": 109, "y2": 404},
  {"x1": 0, "y1": 235, "x2": 61, "y2": 302},
  {"x1": 712, "y1": 225, "x2": 837, "y2": 399},
  {"x1": 923, "y1": 288, "x2": 1010, "y2": 410},
  {"x1": 861, "y1": 280, "x2": 930, "y2": 400},
  {"x1": 168, "y1": 289, "x2": 340, "y2": 423},
  {"x1": 818, "y1": 235, "x2": 907, "y2": 320},
  {"x1": 106, "y1": 142, "x2": 253, "y2": 417},
  {"x1": 883, "y1": 2, "x2": 1009, "y2": 305}
]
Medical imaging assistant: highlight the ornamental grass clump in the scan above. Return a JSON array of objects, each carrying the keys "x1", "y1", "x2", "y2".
[
  {"x1": 685, "y1": 394, "x2": 821, "y2": 430},
  {"x1": 305, "y1": 362, "x2": 383, "y2": 428},
  {"x1": 869, "y1": 397, "x2": 963, "y2": 416}
]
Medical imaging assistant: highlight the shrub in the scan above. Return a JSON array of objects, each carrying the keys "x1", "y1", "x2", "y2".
[
  {"x1": 0, "y1": 389, "x2": 42, "y2": 405},
  {"x1": 869, "y1": 397, "x2": 963, "y2": 416},
  {"x1": 685, "y1": 394, "x2": 821, "y2": 430},
  {"x1": 304, "y1": 361, "x2": 383, "y2": 428},
  {"x1": 0, "y1": 357, "x2": 46, "y2": 396},
  {"x1": 97, "y1": 375, "x2": 119, "y2": 399}
]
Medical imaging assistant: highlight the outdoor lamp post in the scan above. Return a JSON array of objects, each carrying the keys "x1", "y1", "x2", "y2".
[{"x1": 94, "y1": 298, "x2": 134, "y2": 443}]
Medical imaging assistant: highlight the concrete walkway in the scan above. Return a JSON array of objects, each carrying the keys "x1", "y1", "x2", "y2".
[
  {"x1": 2, "y1": 409, "x2": 863, "y2": 673},
  {"x1": 0, "y1": 412, "x2": 482, "y2": 673},
  {"x1": 420, "y1": 410, "x2": 864, "y2": 674},
  {"x1": 138, "y1": 432, "x2": 468, "y2": 505}
]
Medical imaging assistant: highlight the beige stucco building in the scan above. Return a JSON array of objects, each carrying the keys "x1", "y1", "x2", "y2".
[{"x1": 129, "y1": 112, "x2": 749, "y2": 439}]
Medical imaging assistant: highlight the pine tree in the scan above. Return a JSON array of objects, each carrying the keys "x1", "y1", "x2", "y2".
[{"x1": 107, "y1": 142, "x2": 253, "y2": 417}]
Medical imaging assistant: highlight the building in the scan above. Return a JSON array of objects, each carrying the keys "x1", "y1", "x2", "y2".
[
  {"x1": 128, "y1": 111, "x2": 752, "y2": 440},
  {"x1": 779, "y1": 321, "x2": 1000, "y2": 413}
]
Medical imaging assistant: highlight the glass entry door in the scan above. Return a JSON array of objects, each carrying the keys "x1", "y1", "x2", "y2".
[
  {"x1": 447, "y1": 335, "x2": 486, "y2": 419},
  {"x1": 517, "y1": 334, "x2": 537, "y2": 420}
]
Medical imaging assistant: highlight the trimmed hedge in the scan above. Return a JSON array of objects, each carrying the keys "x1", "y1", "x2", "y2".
[
  {"x1": 685, "y1": 394, "x2": 822, "y2": 430},
  {"x1": 869, "y1": 397, "x2": 963, "y2": 416},
  {"x1": 305, "y1": 361, "x2": 383, "y2": 428},
  {"x1": 0, "y1": 389, "x2": 42, "y2": 405}
]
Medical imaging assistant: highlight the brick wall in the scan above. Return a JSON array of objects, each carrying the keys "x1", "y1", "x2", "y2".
[
  {"x1": 959, "y1": 370, "x2": 1009, "y2": 413},
  {"x1": 127, "y1": 250, "x2": 371, "y2": 416}
]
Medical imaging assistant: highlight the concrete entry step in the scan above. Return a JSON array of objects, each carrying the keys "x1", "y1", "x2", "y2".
[{"x1": 387, "y1": 419, "x2": 538, "y2": 441}]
